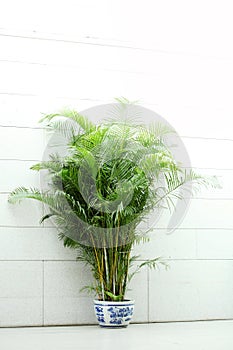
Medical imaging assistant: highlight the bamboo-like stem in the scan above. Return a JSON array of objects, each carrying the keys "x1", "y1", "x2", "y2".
[
  {"x1": 101, "y1": 281, "x2": 105, "y2": 301},
  {"x1": 122, "y1": 248, "x2": 131, "y2": 297},
  {"x1": 113, "y1": 274, "x2": 115, "y2": 296},
  {"x1": 112, "y1": 216, "x2": 120, "y2": 299},
  {"x1": 103, "y1": 247, "x2": 109, "y2": 287},
  {"x1": 90, "y1": 234, "x2": 105, "y2": 300}
]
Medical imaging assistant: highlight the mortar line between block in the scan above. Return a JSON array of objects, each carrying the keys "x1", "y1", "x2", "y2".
[
  {"x1": 147, "y1": 266, "x2": 150, "y2": 323},
  {"x1": 42, "y1": 260, "x2": 45, "y2": 326}
]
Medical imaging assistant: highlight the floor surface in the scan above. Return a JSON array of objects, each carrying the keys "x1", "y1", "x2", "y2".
[{"x1": 0, "y1": 320, "x2": 232, "y2": 350}]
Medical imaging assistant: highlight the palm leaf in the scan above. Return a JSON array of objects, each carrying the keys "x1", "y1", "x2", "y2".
[{"x1": 40, "y1": 108, "x2": 95, "y2": 133}]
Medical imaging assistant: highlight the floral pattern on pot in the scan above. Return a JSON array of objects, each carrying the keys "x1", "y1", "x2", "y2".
[
  {"x1": 107, "y1": 306, "x2": 134, "y2": 325},
  {"x1": 94, "y1": 300, "x2": 135, "y2": 327}
]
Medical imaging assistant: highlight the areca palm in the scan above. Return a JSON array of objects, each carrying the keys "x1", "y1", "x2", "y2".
[{"x1": 9, "y1": 105, "x2": 217, "y2": 301}]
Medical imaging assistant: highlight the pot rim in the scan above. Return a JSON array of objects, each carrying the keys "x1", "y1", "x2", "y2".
[{"x1": 94, "y1": 299, "x2": 135, "y2": 306}]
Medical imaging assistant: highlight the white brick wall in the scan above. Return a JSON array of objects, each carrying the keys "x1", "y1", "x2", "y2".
[{"x1": 0, "y1": 0, "x2": 233, "y2": 326}]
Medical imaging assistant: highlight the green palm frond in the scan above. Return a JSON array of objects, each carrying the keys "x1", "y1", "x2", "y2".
[
  {"x1": 30, "y1": 157, "x2": 64, "y2": 173},
  {"x1": 40, "y1": 108, "x2": 95, "y2": 133},
  {"x1": 154, "y1": 169, "x2": 214, "y2": 209},
  {"x1": 114, "y1": 97, "x2": 139, "y2": 105},
  {"x1": 138, "y1": 257, "x2": 168, "y2": 270},
  {"x1": 8, "y1": 187, "x2": 82, "y2": 221},
  {"x1": 148, "y1": 122, "x2": 176, "y2": 139},
  {"x1": 104, "y1": 100, "x2": 143, "y2": 125},
  {"x1": 8, "y1": 187, "x2": 42, "y2": 204}
]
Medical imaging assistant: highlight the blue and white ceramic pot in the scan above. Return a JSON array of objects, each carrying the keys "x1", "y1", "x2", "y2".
[{"x1": 94, "y1": 299, "x2": 135, "y2": 327}]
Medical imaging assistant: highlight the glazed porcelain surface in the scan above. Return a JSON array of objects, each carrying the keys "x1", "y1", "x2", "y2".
[{"x1": 94, "y1": 300, "x2": 135, "y2": 327}]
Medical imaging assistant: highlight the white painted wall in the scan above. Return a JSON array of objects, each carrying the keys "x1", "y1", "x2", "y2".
[{"x1": 0, "y1": 0, "x2": 233, "y2": 326}]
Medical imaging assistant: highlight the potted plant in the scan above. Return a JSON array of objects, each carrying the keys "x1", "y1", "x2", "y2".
[{"x1": 8, "y1": 102, "x2": 217, "y2": 327}]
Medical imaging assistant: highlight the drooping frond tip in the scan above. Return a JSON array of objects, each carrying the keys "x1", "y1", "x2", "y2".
[
  {"x1": 39, "y1": 108, "x2": 96, "y2": 133},
  {"x1": 8, "y1": 187, "x2": 42, "y2": 204},
  {"x1": 114, "y1": 97, "x2": 139, "y2": 105}
]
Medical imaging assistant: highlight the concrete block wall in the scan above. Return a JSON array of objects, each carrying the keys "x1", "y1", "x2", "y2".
[{"x1": 0, "y1": 0, "x2": 233, "y2": 326}]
